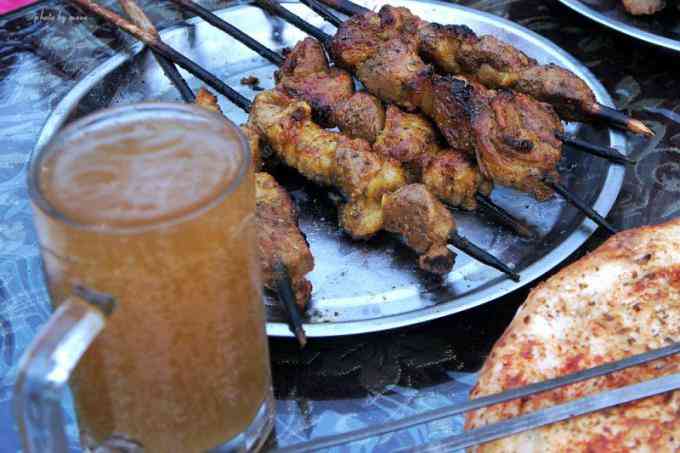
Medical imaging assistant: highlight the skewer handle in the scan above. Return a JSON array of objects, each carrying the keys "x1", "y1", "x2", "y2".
[
  {"x1": 168, "y1": 0, "x2": 285, "y2": 66},
  {"x1": 68, "y1": 0, "x2": 252, "y2": 113},
  {"x1": 274, "y1": 262, "x2": 308, "y2": 348},
  {"x1": 588, "y1": 103, "x2": 654, "y2": 137},
  {"x1": 448, "y1": 232, "x2": 520, "y2": 282},
  {"x1": 545, "y1": 179, "x2": 618, "y2": 235},
  {"x1": 254, "y1": 0, "x2": 332, "y2": 43},
  {"x1": 300, "y1": 0, "x2": 343, "y2": 26},
  {"x1": 558, "y1": 133, "x2": 635, "y2": 165},
  {"x1": 315, "y1": 0, "x2": 369, "y2": 16},
  {"x1": 475, "y1": 194, "x2": 535, "y2": 239}
]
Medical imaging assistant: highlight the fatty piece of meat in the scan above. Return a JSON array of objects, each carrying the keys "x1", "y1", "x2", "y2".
[{"x1": 622, "y1": 0, "x2": 666, "y2": 15}]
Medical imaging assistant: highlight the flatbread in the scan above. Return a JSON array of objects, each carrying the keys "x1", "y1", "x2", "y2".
[{"x1": 466, "y1": 218, "x2": 680, "y2": 452}]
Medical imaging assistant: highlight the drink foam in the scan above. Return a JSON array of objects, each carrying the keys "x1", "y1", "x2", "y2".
[{"x1": 39, "y1": 117, "x2": 244, "y2": 228}]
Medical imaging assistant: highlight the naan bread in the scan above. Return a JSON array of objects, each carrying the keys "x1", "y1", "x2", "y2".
[{"x1": 466, "y1": 218, "x2": 680, "y2": 452}]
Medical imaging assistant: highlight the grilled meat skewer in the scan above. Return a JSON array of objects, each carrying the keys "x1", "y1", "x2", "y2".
[
  {"x1": 431, "y1": 75, "x2": 562, "y2": 200},
  {"x1": 344, "y1": 32, "x2": 562, "y2": 199},
  {"x1": 300, "y1": 1, "x2": 631, "y2": 181},
  {"x1": 172, "y1": 5, "x2": 533, "y2": 235},
  {"x1": 76, "y1": 0, "x2": 519, "y2": 279},
  {"x1": 196, "y1": 88, "x2": 315, "y2": 310},
  {"x1": 248, "y1": 89, "x2": 519, "y2": 279},
  {"x1": 252, "y1": 0, "x2": 618, "y2": 233},
  {"x1": 197, "y1": 88, "x2": 312, "y2": 345},
  {"x1": 332, "y1": 27, "x2": 566, "y2": 199},
  {"x1": 253, "y1": 3, "x2": 563, "y2": 200},
  {"x1": 277, "y1": 38, "x2": 491, "y2": 210},
  {"x1": 255, "y1": 171, "x2": 314, "y2": 312},
  {"x1": 248, "y1": 88, "x2": 453, "y2": 273},
  {"x1": 319, "y1": 0, "x2": 652, "y2": 136},
  {"x1": 113, "y1": 0, "x2": 311, "y2": 345},
  {"x1": 278, "y1": 6, "x2": 633, "y2": 165}
]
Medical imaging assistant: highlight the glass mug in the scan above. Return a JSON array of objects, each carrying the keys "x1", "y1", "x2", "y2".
[{"x1": 14, "y1": 103, "x2": 274, "y2": 452}]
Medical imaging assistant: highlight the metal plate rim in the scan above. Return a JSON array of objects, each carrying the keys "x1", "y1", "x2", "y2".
[
  {"x1": 35, "y1": 1, "x2": 625, "y2": 338},
  {"x1": 557, "y1": 0, "x2": 680, "y2": 53}
]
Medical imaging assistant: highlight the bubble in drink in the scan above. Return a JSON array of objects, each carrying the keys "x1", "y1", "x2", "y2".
[
  {"x1": 39, "y1": 119, "x2": 244, "y2": 228},
  {"x1": 31, "y1": 104, "x2": 271, "y2": 452}
]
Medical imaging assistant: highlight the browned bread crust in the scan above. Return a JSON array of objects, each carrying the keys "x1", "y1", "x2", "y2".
[{"x1": 466, "y1": 217, "x2": 680, "y2": 452}]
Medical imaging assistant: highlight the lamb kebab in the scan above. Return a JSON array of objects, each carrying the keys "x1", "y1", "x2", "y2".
[
  {"x1": 109, "y1": 0, "x2": 313, "y2": 344},
  {"x1": 207, "y1": 35, "x2": 518, "y2": 275},
  {"x1": 247, "y1": 88, "x2": 519, "y2": 279},
  {"x1": 313, "y1": 0, "x2": 653, "y2": 136},
  {"x1": 72, "y1": 0, "x2": 520, "y2": 280},
  {"x1": 251, "y1": 0, "x2": 617, "y2": 233},
  {"x1": 168, "y1": 0, "x2": 633, "y2": 171},
  {"x1": 277, "y1": 38, "x2": 493, "y2": 210},
  {"x1": 276, "y1": 38, "x2": 559, "y2": 219},
  {"x1": 201, "y1": 18, "x2": 527, "y2": 231},
  {"x1": 166, "y1": 0, "x2": 533, "y2": 235},
  {"x1": 195, "y1": 88, "x2": 315, "y2": 311}
]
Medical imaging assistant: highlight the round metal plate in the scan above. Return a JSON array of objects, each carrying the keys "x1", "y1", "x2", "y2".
[
  {"x1": 558, "y1": 0, "x2": 680, "y2": 53},
  {"x1": 35, "y1": 0, "x2": 626, "y2": 337}
]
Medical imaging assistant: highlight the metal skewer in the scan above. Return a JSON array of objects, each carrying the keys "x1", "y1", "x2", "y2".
[
  {"x1": 545, "y1": 178, "x2": 618, "y2": 235},
  {"x1": 167, "y1": 0, "x2": 285, "y2": 66},
  {"x1": 448, "y1": 233, "x2": 519, "y2": 281},
  {"x1": 300, "y1": 0, "x2": 344, "y2": 26},
  {"x1": 254, "y1": 0, "x2": 333, "y2": 44},
  {"x1": 474, "y1": 194, "x2": 534, "y2": 239},
  {"x1": 274, "y1": 262, "x2": 308, "y2": 347},
  {"x1": 69, "y1": 0, "x2": 252, "y2": 111},
  {"x1": 417, "y1": 372, "x2": 679, "y2": 452},
  {"x1": 556, "y1": 133, "x2": 635, "y2": 165},
  {"x1": 312, "y1": 0, "x2": 654, "y2": 137},
  {"x1": 304, "y1": 0, "x2": 636, "y2": 165},
  {"x1": 273, "y1": 341, "x2": 680, "y2": 452},
  {"x1": 71, "y1": 0, "x2": 309, "y2": 347},
  {"x1": 169, "y1": 0, "x2": 533, "y2": 239},
  {"x1": 313, "y1": 0, "x2": 367, "y2": 16},
  {"x1": 254, "y1": 0, "x2": 620, "y2": 236},
  {"x1": 75, "y1": 0, "x2": 518, "y2": 279}
]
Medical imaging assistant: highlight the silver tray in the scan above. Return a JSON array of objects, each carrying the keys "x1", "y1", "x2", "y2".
[
  {"x1": 559, "y1": 0, "x2": 680, "y2": 53},
  {"x1": 35, "y1": 0, "x2": 626, "y2": 337}
]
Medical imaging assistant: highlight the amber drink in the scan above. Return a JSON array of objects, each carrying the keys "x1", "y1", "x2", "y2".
[{"x1": 28, "y1": 103, "x2": 273, "y2": 452}]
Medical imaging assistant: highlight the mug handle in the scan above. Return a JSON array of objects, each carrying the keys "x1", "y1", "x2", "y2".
[{"x1": 13, "y1": 286, "x2": 116, "y2": 453}]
